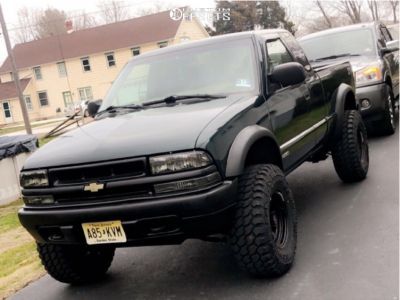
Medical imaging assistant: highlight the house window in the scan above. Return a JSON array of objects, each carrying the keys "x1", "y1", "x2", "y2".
[
  {"x1": 105, "y1": 52, "x2": 116, "y2": 67},
  {"x1": 24, "y1": 95, "x2": 33, "y2": 111},
  {"x1": 158, "y1": 41, "x2": 168, "y2": 48},
  {"x1": 37, "y1": 91, "x2": 49, "y2": 106},
  {"x1": 78, "y1": 87, "x2": 93, "y2": 101},
  {"x1": 57, "y1": 62, "x2": 67, "y2": 77},
  {"x1": 131, "y1": 47, "x2": 140, "y2": 56},
  {"x1": 33, "y1": 66, "x2": 42, "y2": 80},
  {"x1": 81, "y1": 57, "x2": 91, "y2": 72},
  {"x1": 62, "y1": 91, "x2": 73, "y2": 107},
  {"x1": 9, "y1": 72, "x2": 13, "y2": 80}
]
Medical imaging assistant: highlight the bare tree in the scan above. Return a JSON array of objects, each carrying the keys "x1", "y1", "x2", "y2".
[
  {"x1": 36, "y1": 8, "x2": 67, "y2": 38},
  {"x1": 334, "y1": 0, "x2": 363, "y2": 24},
  {"x1": 72, "y1": 11, "x2": 97, "y2": 30},
  {"x1": 388, "y1": 0, "x2": 399, "y2": 23},
  {"x1": 367, "y1": 0, "x2": 379, "y2": 21},
  {"x1": 316, "y1": 0, "x2": 333, "y2": 28},
  {"x1": 134, "y1": 1, "x2": 173, "y2": 16},
  {"x1": 14, "y1": 7, "x2": 41, "y2": 43},
  {"x1": 97, "y1": 0, "x2": 129, "y2": 24}
]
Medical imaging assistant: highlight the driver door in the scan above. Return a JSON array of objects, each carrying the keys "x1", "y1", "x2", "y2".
[{"x1": 264, "y1": 38, "x2": 315, "y2": 171}]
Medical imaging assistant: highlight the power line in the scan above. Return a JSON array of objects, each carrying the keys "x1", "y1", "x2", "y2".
[{"x1": 4, "y1": 0, "x2": 173, "y2": 33}]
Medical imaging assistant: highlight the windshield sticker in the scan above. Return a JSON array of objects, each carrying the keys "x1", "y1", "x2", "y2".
[{"x1": 236, "y1": 79, "x2": 251, "y2": 87}]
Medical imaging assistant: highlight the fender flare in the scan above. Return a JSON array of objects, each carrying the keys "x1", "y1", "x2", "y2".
[
  {"x1": 225, "y1": 125, "x2": 281, "y2": 177},
  {"x1": 332, "y1": 83, "x2": 357, "y2": 138}
]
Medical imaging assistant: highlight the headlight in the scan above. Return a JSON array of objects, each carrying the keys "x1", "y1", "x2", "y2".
[
  {"x1": 20, "y1": 170, "x2": 49, "y2": 188},
  {"x1": 150, "y1": 151, "x2": 212, "y2": 175},
  {"x1": 355, "y1": 66, "x2": 382, "y2": 85}
]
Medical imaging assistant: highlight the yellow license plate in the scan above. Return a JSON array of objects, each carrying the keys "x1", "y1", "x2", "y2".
[{"x1": 82, "y1": 220, "x2": 127, "y2": 245}]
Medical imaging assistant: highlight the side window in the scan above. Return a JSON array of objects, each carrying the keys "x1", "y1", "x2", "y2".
[
  {"x1": 37, "y1": 91, "x2": 49, "y2": 107},
  {"x1": 376, "y1": 26, "x2": 386, "y2": 48},
  {"x1": 280, "y1": 32, "x2": 310, "y2": 66},
  {"x1": 266, "y1": 39, "x2": 294, "y2": 72}
]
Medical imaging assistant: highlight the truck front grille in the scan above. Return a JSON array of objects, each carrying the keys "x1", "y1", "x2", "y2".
[
  {"x1": 53, "y1": 184, "x2": 153, "y2": 204},
  {"x1": 49, "y1": 158, "x2": 147, "y2": 186},
  {"x1": 23, "y1": 161, "x2": 221, "y2": 207}
]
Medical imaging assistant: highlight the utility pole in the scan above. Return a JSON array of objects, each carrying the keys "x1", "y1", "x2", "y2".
[{"x1": 0, "y1": 3, "x2": 32, "y2": 134}]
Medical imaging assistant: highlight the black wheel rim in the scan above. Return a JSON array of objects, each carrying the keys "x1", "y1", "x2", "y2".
[
  {"x1": 357, "y1": 128, "x2": 368, "y2": 169},
  {"x1": 388, "y1": 94, "x2": 395, "y2": 130},
  {"x1": 269, "y1": 192, "x2": 289, "y2": 249}
]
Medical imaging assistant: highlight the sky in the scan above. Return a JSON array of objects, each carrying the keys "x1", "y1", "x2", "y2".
[{"x1": 0, "y1": 0, "x2": 217, "y2": 63}]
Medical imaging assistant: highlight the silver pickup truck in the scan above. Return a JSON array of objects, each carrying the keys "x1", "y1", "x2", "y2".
[{"x1": 300, "y1": 21, "x2": 399, "y2": 135}]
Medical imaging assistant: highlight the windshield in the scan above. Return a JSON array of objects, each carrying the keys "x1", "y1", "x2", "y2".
[
  {"x1": 299, "y1": 28, "x2": 376, "y2": 61},
  {"x1": 100, "y1": 38, "x2": 257, "y2": 110}
]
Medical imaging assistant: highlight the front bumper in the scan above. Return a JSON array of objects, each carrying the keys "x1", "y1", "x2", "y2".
[
  {"x1": 18, "y1": 180, "x2": 237, "y2": 246},
  {"x1": 356, "y1": 82, "x2": 387, "y2": 122}
]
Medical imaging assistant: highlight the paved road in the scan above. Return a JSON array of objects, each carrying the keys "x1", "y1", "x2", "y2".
[{"x1": 12, "y1": 130, "x2": 399, "y2": 300}]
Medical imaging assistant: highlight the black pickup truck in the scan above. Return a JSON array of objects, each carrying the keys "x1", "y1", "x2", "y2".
[{"x1": 18, "y1": 29, "x2": 369, "y2": 284}]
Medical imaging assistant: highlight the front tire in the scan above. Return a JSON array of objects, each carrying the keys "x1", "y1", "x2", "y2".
[
  {"x1": 376, "y1": 85, "x2": 396, "y2": 135},
  {"x1": 229, "y1": 164, "x2": 297, "y2": 277},
  {"x1": 37, "y1": 243, "x2": 115, "y2": 284},
  {"x1": 332, "y1": 110, "x2": 369, "y2": 183}
]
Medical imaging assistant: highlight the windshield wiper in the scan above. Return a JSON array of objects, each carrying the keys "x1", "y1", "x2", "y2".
[
  {"x1": 312, "y1": 53, "x2": 361, "y2": 62},
  {"x1": 96, "y1": 104, "x2": 144, "y2": 116},
  {"x1": 142, "y1": 94, "x2": 226, "y2": 107}
]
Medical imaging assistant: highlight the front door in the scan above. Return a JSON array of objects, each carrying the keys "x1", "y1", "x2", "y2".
[
  {"x1": 62, "y1": 91, "x2": 73, "y2": 107},
  {"x1": 265, "y1": 38, "x2": 315, "y2": 170},
  {"x1": 2, "y1": 101, "x2": 13, "y2": 123},
  {"x1": 381, "y1": 26, "x2": 399, "y2": 94}
]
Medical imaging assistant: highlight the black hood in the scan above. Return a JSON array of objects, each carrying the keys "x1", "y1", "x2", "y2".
[{"x1": 23, "y1": 95, "x2": 248, "y2": 169}]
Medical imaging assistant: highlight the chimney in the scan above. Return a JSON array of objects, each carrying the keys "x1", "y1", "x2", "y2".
[{"x1": 65, "y1": 20, "x2": 73, "y2": 33}]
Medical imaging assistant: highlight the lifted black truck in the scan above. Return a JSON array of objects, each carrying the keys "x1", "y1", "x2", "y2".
[{"x1": 19, "y1": 29, "x2": 369, "y2": 284}]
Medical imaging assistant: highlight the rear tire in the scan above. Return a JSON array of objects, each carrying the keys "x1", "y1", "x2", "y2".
[
  {"x1": 229, "y1": 164, "x2": 297, "y2": 277},
  {"x1": 332, "y1": 110, "x2": 369, "y2": 183},
  {"x1": 37, "y1": 243, "x2": 115, "y2": 284}
]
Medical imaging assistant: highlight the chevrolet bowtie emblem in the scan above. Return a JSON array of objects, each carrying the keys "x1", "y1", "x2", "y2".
[{"x1": 84, "y1": 182, "x2": 104, "y2": 192}]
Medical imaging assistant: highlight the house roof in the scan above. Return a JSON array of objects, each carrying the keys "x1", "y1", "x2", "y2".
[
  {"x1": 0, "y1": 79, "x2": 31, "y2": 101},
  {"x1": 0, "y1": 10, "x2": 182, "y2": 73}
]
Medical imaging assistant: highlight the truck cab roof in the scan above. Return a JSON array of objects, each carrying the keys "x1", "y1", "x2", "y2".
[{"x1": 299, "y1": 22, "x2": 383, "y2": 41}]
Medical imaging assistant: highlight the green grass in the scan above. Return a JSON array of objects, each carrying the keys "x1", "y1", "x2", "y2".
[
  {"x1": 0, "y1": 242, "x2": 37, "y2": 278},
  {"x1": 0, "y1": 198, "x2": 22, "y2": 210},
  {"x1": 0, "y1": 213, "x2": 20, "y2": 233},
  {"x1": 38, "y1": 136, "x2": 56, "y2": 147},
  {"x1": 0, "y1": 125, "x2": 27, "y2": 135},
  {"x1": 0, "y1": 120, "x2": 62, "y2": 136},
  {"x1": 0, "y1": 199, "x2": 44, "y2": 298},
  {"x1": 0, "y1": 199, "x2": 23, "y2": 233}
]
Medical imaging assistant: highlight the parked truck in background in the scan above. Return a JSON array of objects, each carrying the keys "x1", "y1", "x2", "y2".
[
  {"x1": 299, "y1": 22, "x2": 399, "y2": 135},
  {"x1": 18, "y1": 29, "x2": 368, "y2": 284}
]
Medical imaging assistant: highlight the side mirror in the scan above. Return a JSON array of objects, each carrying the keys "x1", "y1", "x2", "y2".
[
  {"x1": 269, "y1": 62, "x2": 306, "y2": 88},
  {"x1": 87, "y1": 100, "x2": 102, "y2": 117},
  {"x1": 381, "y1": 40, "x2": 399, "y2": 55}
]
